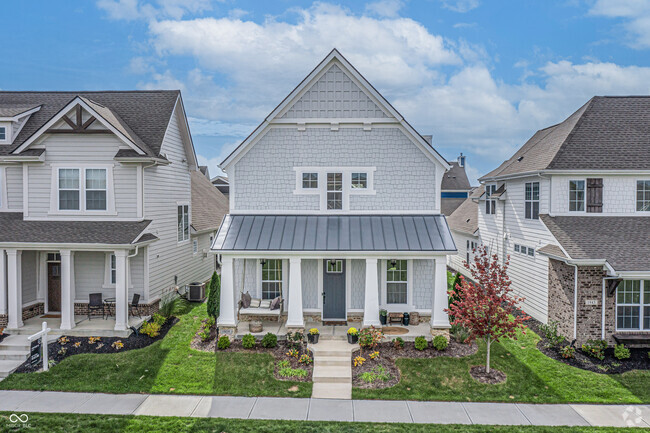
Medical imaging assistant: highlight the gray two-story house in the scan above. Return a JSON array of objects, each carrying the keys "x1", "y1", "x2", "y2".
[
  {"x1": 0, "y1": 91, "x2": 228, "y2": 335},
  {"x1": 212, "y1": 50, "x2": 456, "y2": 335}
]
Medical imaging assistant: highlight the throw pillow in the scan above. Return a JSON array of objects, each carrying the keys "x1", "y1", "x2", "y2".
[
  {"x1": 241, "y1": 292, "x2": 251, "y2": 308},
  {"x1": 260, "y1": 299, "x2": 271, "y2": 309},
  {"x1": 250, "y1": 298, "x2": 261, "y2": 308},
  {"x1": 270, "y1": 296, "x2": 282, "y2": 310}
]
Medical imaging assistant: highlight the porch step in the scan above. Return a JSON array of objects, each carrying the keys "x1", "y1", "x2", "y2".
[
  {"x1": 0, "y1": 335, "x2": 31, "y2": 352},
  {"x1": 312, "y1": 383, "x2": 352, "y2": 400},
  {"x1": 0, "y1": 360, "x2": 24, "y2": 379},
  {"x1": 0, "y1": 350, "x2": 30, "y2": 361},
  {"x1": 312, "y1": 365, "x2": 351, "y2": 383},
  {"x1": 313, "y1": 355, "x2": 349, "y2": 367}
]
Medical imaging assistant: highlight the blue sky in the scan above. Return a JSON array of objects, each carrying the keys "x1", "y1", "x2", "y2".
[{"x1": 2, "y1": 0, "x2": 650, "y2": 182}]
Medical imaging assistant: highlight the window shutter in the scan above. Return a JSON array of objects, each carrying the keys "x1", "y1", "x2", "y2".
[{"x1": 586, "y1": 178, "x2": 603, "y2": 213}]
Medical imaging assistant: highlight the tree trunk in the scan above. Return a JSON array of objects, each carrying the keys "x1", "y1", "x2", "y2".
[{"x1": 486, "y1": 335, "x2": 491, "y2": 374}]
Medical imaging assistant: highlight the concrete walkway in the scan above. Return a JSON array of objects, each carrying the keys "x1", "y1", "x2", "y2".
[
  {"x1": 0, "y1": 390, "x2": 648, "y2": 427},
  {"x1": 310, "y1": 340, "x2": 357, "y2": 399}
]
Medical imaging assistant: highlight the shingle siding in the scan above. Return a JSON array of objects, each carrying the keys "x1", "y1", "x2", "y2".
[
  {"x1": 350, "y1": 259, "x2": 365, "y2": 309},
  {"x1": 550, "y1": 175, "x2": 639, "y2": 215},
  {"x1": 412, "y1": 259, "x2": 434, "y2": 309},
  {"x1": 301, "y1": 259, "x2": 318, "y2": 309}
]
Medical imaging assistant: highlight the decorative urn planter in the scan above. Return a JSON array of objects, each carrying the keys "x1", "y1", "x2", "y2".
[
  {"x1": 308, "y1": 333, "x2": 319, "y2": 344},
  {"x1": 379, "y1": 309, "x2": 387, "y2": 325},
  {"x1": 347, "y1": 333, "x2": 358, "y2": 344}
]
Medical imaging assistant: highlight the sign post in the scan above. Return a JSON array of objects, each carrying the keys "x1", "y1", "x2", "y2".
[{"x1": 27, "y1": 321, "x2": 51, "y2": 372}]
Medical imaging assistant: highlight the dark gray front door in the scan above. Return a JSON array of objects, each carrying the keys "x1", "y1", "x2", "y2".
[{"x1": 323, "y1": 259, "x2": 346, "y2": 320}]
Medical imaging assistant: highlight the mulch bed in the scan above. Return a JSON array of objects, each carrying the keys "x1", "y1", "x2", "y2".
[
  {"x1": 191, "y1": 326, "x2": 313, "y2": 382},
  {"x1": 522, "y1": 314, "x2": 650, "y2": 374},
  {"x1": 14, "y1": 317, "x2": 178, "y2": 374},
  {"x1": 351, "y1": 339, "x2": 478, "y2": 389},
  {"x1": 470, "y1": 365, "x2": 506, "y2": 384}
]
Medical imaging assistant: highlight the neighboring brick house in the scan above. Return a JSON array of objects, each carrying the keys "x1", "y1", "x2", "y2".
[
  {"x1": 477, "y1": 96, "x2": 650, "y2": 346},
  {"x1": 0, "y1": 91, "x2": 228, "y2": 334},
  {"x1": 212, "y1": 49, "x2": 456, "y2": 335}
]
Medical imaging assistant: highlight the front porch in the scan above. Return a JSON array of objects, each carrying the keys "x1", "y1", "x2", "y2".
[{"x1": 10, "y1": 314, "x2": 147, "y2": 338}]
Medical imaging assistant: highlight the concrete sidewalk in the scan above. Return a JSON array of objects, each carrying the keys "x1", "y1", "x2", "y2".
[{"x1": 0, "y1": 390, "x2": 648, "y2": 427}]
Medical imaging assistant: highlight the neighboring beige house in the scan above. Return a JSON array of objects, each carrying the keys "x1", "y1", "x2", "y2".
[{"x1": 0, "y1": 91, "x2": 228, "y2": 334}]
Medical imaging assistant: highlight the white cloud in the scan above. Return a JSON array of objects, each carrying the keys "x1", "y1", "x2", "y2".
[
  {"x1": 365, "y1": 0, "x2": 404, "y2": 17},
  {"x1": 97, "y1": 0, "x2": 213, "y2": 21},
  {"x1": 197, "y1": 140, "x2": 241, "y2": 176},
  {"x1": 589, "y1": 0, "x2": 650, "y2": 48},
  {"x1": 441, "y1": 0, "x2": 480, "y2": 13}
]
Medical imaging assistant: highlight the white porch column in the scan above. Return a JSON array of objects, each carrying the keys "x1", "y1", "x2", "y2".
[
  {"x1": 60, "y1": 250, "x2": 75, "y2": 330},
  {"x1": 0, "y1": 249, "x2": 6, "y2": 319},
  {"x1": 286, "y1": 258, "x2": 304, "y2": 328},
  {"x1": 431, "y1": 257, "x2": 451, "y2": 329},
  {"x1": 6, "y1": 249, "x2": 22, "y2": 329},
  {"x1": 363, "y1": 258, "x2": 381, "y2": 328},
  {"x1": 114, "y1": 250, "x2": 129, "y2": 331},
  {"x1": 218, "y1": 256, "x2": 236, "y2": 327}
]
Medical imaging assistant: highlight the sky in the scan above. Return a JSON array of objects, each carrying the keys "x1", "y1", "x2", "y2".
[{"x1": 2, "y1": 0, "x2": 650, "y2": 183}]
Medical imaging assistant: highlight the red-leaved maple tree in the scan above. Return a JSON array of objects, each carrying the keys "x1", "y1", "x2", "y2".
[{"x1": 446, "y1": 245, "x2": 529, "y2": 373}]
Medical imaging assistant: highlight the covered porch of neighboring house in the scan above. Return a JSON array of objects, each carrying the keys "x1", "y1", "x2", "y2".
[
  {"x1": 0, "y1": 243, "x2": 157, "y2": 338},
  {"x1": 213, "y1": 215, "x2": 457, "y2": 339}
]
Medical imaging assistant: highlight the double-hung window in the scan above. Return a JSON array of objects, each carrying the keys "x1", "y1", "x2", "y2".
[
  {"x1": 637, "y1": 180, "x2": 650, "y2": 212},
  {"x1": 525, "y1": 182, "x2": 540, "y2": 220},
  {"x1": 261, "y1": 259, "x2": 282, "y2": 299},
  {"x1": 85, "y1": 169, "x2": 107, "y2": 210},
  {"x1": 485, "y1": 185, "x2": 496, "y2": 215},
  {"x1": 327, "y1": 172, "x2": 343, "y2": 210},
  {"x1": 386, "y1": 260, "x2": 408, "y2": 304},
  {"x1": 616, "y1": 280, "x2": 650, "y2": 330},
  {"x1": 302, "y1": 172, "x2": 318, "y2": 189},
  {"x1": 59, "y1": 169, "x2": 80, "y2": 210},
  {"x1": 177, "y1": 204, "x2": 189, "y2": 242},
  {"x1": 569, "y1": 180, "x2": 585, "y2": 212}
]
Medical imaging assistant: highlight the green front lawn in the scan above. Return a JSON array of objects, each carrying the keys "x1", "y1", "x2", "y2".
[
  {"x1": 0, "y1": 413, "x2": 635, "y2": 433},
  {"x1": 0, "y1": 303, "x2": 311, "y2": 398},
  {"x1": 353, "y1": 329, "x2": 650, "y2": 403}
]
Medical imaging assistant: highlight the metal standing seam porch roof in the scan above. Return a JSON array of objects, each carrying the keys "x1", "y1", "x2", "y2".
[{"x1": 213, "y1": 215, "x2": 457, "y2": 252}]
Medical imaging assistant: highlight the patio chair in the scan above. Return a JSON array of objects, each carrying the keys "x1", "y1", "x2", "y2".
[
  {"x1": 130, "y1": 293, "x2": 142, "y2": 319},
  {"x1": 88, "y1": 293, "x2": 105, "y2": 320}
]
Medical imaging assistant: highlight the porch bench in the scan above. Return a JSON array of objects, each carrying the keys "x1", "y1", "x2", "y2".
[
  {"x1": 612, "y1": 333, "x2": 650, "y2": 346},
  {"x1": 238, "y1": 298, "x2": 284, "y2": 322}
]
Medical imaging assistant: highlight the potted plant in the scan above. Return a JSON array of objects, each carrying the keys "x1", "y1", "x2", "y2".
[
  {"x1": 308, "y1": 328, "x2": 320, "y2": 344},
  {"x1": 379, "y1": 309, "x2": 387, "y2": 325},
  {"x1": 347, "y1": 327, "x2": 359, "y2": 344}
]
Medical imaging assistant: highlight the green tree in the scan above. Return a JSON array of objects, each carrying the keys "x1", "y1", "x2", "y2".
[{"x1": 206, "y1": 271, "x2": 220, "y2": 320}]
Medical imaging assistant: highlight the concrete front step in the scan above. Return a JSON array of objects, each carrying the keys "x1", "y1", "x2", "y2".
[
  {"x1": 311, "y1": 382, "x2": 352, "y2": 399},
  {"x1": 0, "y1": 334, "x2": 32, "y2": 352},
  {"x1": 0, "y1": 350, "x2": 30, "y2": 361},
  {"x1": 0, "y1": 360, "x2": 24, "y2": 378},
  {"x1": 313, "y1": 355, "x2": 350, "y2": 367},
  {"x1": 313, "y1": 365, "x2": 352, "y2": 383}
]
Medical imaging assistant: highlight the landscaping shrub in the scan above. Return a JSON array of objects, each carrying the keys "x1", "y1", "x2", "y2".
[
  {"x1": 277, "y1": 360, "x2": 290, "y2": 369},
  {"x1": 359, "y1": 366, "x2": 391, "y2": 383},
  {"x1": 261, "y1": 332, "x2": 278, "y2": 348},
  {"x1": 286, "y1": 331, "x2": 304, "y2": 349},
  {"x1": 392, "y1": 337, "x2": 404, "y2": 349},
  {"x1": 217, "y1": 335, "x2": 231, "y2": 350},
  {"x1": 158, "y1": 293, "x2": 189, "y2": 318},
  {"x1": 206, "y1": 271, "x2": 220, "y2": 319},
  {"x1": 414, "y1": 336, "x2": 428, "y2": 351},
  {"x1": 539, "y1": 321, "x2": 565, "y2": 347},
  {"x1": 447, "y1": 272, "x2": 464, "y2": 320},
  {"x1": 278, "y1": 367, "x2": 308, "y2": 378},
  {"x1": 152, "y1": 313, "x2": 166, "y2": 326},
  {"x1": 432, "y1": 335, "x2": 448, "y2": 351},
  {"x1": 199, "y1": 327, "x2": 211, "y2": 342},
  {"x1": 140, "y1": 321, "x2": 161, "y2": 338},
  {"x1": 581, "y1": 339, "x2": 607, "y2": 360},
  {"x1": 358, "y1": 326, "x2": 383, "y2": 349},
  {"x1": 242, "y1": 333, "x2": 255, "y2": 349},
  {"x1": 205, "y1": 317, "x2": 216, "y2": 329},
  {"x1": 614, "y1": 344, "x2": 631, "y2": 360},
  {"x1": 450, "y1": 324, "x2": 470, "y2": 344},
  {"x1": 560, "y1": 345, "x2": 575, "y2": 359}
]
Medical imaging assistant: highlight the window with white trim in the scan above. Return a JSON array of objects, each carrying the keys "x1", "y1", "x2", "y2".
[
  {"x1": 192, "y1": 239, "x2": 198, "y2": 254},
  {"x1": 326, "y1": 260, "x2": 343, "y2": 273},
  {"x1": 58, "y1": 169, "x2": 80, "y2": 210},
  {"x1": 466, "y1": 240, "x2": 477, "y2": 263},
  {"x1": 177, "y1": 204, "x2": 189, "y2": 242},
  {"x1": 637, "y1": 180, "x2": 650, "y2": 212},
  {"x1": 85, "y1": 168, "x2": 107, "y2": 210},
  {"x1": 0, "y1": 126, "x2": 5, "y2": 141},
  {"x1": 514, "y1": 243, "x2": 535, "y2": 257},
  {"x1": 302, "y1": 172, "x2": 318, "y2": 189},
  {"x1": 261, "y1": 259, "x2": 282, "y2": 300},
  {"x1": 485, "y1": 185, "x2": 496, "y2": 215},
  {"x1": 327, "y1": 172, "x2": 343, "y2": 210},
  {"x1": 351, "y1": 172, "x2": 367, "y2": 189},
  {"x1": 616, "y1": 280, "x2": 650, "y2": 330},
  {"x1": 110, "y1": 254, "x2": 116, "y2": 285},
  {"x1": 569, "y1": 180, "x2": 585, "y2": 212},
  {"x1": 525, "y1": 182, "x2": 540, "y2": 220},
  {"x1": 386, "y1": 260, "x2": 407, "y2": 304}
]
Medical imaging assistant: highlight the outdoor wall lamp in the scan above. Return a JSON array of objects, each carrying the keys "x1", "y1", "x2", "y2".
[
  {"x1": 390, "y1": 259, "x2": 397, "y2": 267},
  {"x1": 260, "y1": 259, "x2": 267, "y2": 266}
]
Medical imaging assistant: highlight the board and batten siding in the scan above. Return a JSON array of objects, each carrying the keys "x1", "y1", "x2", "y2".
[
  {"x1": 233, "y1": 127, "x2": 438, "y2": 212},
  {"x1": 144, "y1": 108, "x2": 215, "y2": 301},
  {"x1": 26, "y1": 134, "x2": 138, "y2": 219}
]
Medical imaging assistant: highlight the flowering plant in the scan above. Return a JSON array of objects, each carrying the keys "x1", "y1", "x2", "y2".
[
  {"x1": 111, "y1": 340, "x2": 124, "y2": 350},
  {"x1": 347, "y1": 327, "x2": 358, "y2": 335},
  {"x1": 369, "y1": 351, "x2": 380, "y2": 360},
  {"x1": 58, "y1": 336, "x2": 69, "y2": 345},
  {"x1": 298, "y1": 354, "x2": 312, "y2": 364},
  {"x1": 88, "y1": 336, "x2": 101, "y2": 344},
  {"x1": 353, "y1": 355, "x2": 366, "y2": 367},
  {"x1": 309, "y1": 328, "x2": 319, "y2": 335},
  {"x1": 286, "y1": 348, "x2": 299, "y2": 359}
]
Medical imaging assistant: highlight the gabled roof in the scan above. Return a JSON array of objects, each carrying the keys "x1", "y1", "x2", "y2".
[
  {"x1": 539, "y1": 214, "x2": 650, "y2": 271},
  {"x1": 0, "y1": 91, "x2": 179, "y2": 156},
  {"x1": 480, "y1": 96, "x2": 650, "y2": 181},
  {"x1": 0, "y1": 104, "x2": 41, "y2": 119},
  {"x1": 442, "y1": 161, "x2": 471, "y2": 191},
  {"x1": 447, "y1": 186, "x2": 483, "y2": 236},
  {"x1": 220, "y1": 49, "x2": 449, "y2": 170},
  {"x1": 191, "y1": 170, "x2": 229, "y2": 234}
]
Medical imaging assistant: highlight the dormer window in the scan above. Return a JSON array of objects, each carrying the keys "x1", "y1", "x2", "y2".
[{"x1": 0, "y1": 126, "x2": 6, "y2": 141}]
